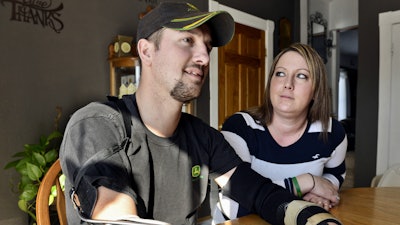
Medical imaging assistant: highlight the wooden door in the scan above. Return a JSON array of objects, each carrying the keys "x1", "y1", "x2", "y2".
[{"x1": 218, "y1": 23, "x2": 266, "y2": 129}]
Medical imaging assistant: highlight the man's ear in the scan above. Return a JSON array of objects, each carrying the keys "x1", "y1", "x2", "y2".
[{"x1": 137, "y1": 39, "x2": 152, "y2": 65}]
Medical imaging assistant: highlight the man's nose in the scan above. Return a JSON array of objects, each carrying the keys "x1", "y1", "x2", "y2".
[{"x1": 193, "y1": 44, "x2": 210, "y2": 66}]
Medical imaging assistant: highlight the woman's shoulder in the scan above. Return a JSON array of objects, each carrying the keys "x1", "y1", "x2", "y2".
[
  {"x1": 330, "y1": 117, "x2": 347, "y2": 134},
  {"x1": 309, "y1": 117, "x2": 345, "y2": 134},
  {"x1": 225, "y1": 112, "x2": 260, "y2": 126}
]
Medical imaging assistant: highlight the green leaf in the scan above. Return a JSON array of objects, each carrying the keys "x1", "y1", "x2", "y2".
[
  {"x1": 48, "y1": 194, "x2": 55, "y2": 206},
  {"x1": 39, "y1": 135, "x2": 49, "y2": 147},
  {"x1": 19, "y1": 175, "x2": 34, "y2": 191},
  {"x1": 59, "y1": 174, "x2": 66, "y2": 191},
  {"x1": 49, "y1": 184, "x2": 59, "y2": 205},
  {"x1": 24, "y1": 143, "x2": 43, "y2": 153},
  {"x1": 12, "y1": 151, "x2": 27, "y2": 158},
  {"x1": 32, "y1": 152, "x2": 46, "y2": 167},
  {"x1": 26, "y1": 163, "x2": 42, "y2": 181},
  {"x1": 44, "y1": 149, "x2": 58, "y2": 163},
  {"x1": 47, "y1": 131, "x2": 63, "y2": 141},
  {"x1": 18, "y1": 199, "x2": 29, "y2": 213},
  {"x1": 4, "y1": 159, "x2": 20, "y2": 169},
  {"x1": 20, "y1": 187, "x2": 37, "y2": 201},
  {"x1": 50, "y1": 185, "x2": 57, "y2": 197},
  {"x1": 15, "y1": 160, "x2": 29, "y2": 176}
]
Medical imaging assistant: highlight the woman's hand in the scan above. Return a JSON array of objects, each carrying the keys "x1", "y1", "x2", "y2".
[
  {"x1": 309, "y1": 175, "x2": 340, "y2": 205},
  {"x1": 296, "y1": 174, "x2": 340, "y2": 208},
  {"x1": 303, "y1": 192, "x2": 333, "y2": 210}
]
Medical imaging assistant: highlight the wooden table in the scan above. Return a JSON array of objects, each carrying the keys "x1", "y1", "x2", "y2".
[
  {"x1": 218, "y1": 187, "x2": 400, "y2": 225},
  {"x1": 330, "y1": 187, "x2": 400, "y2": 225}
]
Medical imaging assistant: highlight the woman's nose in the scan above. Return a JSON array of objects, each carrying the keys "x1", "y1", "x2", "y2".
[{"x1": 284, "y1": 77, "x2": 294, "y2": 90}]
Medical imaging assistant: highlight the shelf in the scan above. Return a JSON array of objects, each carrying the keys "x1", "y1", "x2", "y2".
[{"x1": 108, "y1": 56, "x2": 139, "y2": 97}]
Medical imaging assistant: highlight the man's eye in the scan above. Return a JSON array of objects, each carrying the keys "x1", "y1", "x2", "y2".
[{"x1": 182, "y1": 37, "x2": 194, "y2": 44}]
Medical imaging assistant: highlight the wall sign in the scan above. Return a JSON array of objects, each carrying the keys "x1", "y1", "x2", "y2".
[{"x1": 1, "y1": 0, "x2": 64, "y2": 33}]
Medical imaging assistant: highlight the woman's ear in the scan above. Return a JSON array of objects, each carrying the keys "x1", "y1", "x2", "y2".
[{"x1": 137, "y1": 39, "x2": 152, "y2": 65}]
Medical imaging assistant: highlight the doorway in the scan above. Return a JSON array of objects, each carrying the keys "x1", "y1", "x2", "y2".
[
  {"x1": 335, "y1": 27, "x2": 358, "y2": 189},
  {"x1": 208, "y1": 0, "x2": 274, "y2": 129},
  {"x1": 338, "y1": 28, "x2": 358, "y2": 152}
]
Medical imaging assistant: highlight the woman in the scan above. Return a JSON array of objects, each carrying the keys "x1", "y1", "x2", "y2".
[{"x1": 212, "y1": 43, "x2": 347, "y2": 223}]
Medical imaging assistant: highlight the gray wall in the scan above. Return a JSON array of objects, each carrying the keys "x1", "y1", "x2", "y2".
[{"x1": 354, "y1": 0, "x2": 400, "y2": 187}]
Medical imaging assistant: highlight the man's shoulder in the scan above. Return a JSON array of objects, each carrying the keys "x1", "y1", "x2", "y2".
[
  {"x1": 180, "y1": 113, "x2": 221, "y2": 137},
  {"x1": 67, "y1": 101, "x2": 123, "y2": 127},
  {"x1": 181, "y1": 112, "x2": 208, "y2": 126}
]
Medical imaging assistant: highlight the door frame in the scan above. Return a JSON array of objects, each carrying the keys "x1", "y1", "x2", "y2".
[
  {"x1": 377, "y1": 10, "x2": 400, "y2": 175},
  {"x1": 208, "y1": 0, "x2": 274, "y2": 129}
]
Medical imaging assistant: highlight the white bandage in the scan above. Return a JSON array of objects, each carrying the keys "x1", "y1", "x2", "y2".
[{"x1": 284, "y1": 200, "x2": 342, "y2": 225}]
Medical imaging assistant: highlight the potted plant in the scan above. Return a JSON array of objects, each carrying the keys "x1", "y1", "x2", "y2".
[{"x1": 4, "y1": 107, "x2": 63, "y2": 224}]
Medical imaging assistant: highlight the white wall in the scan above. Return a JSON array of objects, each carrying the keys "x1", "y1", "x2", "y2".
[
  {"x1": 330, "y1": 0, "x2": 358, "y2": 30},
  {"x1": 309, "y1": 0, "x2": 358, "y2": 30}
]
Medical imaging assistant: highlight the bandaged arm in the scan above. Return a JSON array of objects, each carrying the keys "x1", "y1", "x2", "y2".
[{"x1": 216, "y1": 163, "x2": 342, "y2": 225}]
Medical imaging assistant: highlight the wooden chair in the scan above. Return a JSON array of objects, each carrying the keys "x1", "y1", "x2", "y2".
[{"x1": 36, "y1": 159, "x2": 67, "y2": 225}]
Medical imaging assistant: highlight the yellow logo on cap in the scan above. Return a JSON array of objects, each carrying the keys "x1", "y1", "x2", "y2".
[
  {"x1": 192, "y1": 165, "x2": 201, "y2": 177},
  {"x1": 186, "y1": 3, "x2": 198, "y2": 12}
]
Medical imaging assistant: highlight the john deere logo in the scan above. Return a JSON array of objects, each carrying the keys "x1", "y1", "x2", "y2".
[
  {"x1": 186, "y1": 3, "x2": 198, "y2": 12},
  {"x1": 192, "y1": 165, "x2": 201, "y2": 177}
]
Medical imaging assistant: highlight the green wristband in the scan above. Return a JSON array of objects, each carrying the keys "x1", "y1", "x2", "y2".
[{"x1": 292, "y1": 177, "x2": 302, "y2": 198}]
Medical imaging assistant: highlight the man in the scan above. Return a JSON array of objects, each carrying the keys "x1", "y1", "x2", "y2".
[{"x1": 60, "y1": 2, "x2": 342, "y2": 225}]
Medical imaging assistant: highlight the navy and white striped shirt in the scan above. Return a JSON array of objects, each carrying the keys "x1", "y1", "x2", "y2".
[{"x1": 213, "y1": 112, "x2": 347, "y2": 222}]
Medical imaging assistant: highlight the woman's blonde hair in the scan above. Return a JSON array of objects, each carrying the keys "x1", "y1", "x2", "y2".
[{"x1": 247, "y1": 43, "x2": 332, "y2": 136}]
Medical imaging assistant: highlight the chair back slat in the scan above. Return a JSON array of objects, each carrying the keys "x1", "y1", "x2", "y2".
[{"x1": 36, "y1": 159, "x2": 67, "y2": 225}]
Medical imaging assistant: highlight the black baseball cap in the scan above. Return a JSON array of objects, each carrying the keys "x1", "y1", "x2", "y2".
[{"x1": 136, "y1": 2, "x2": 235, "y2": 47}]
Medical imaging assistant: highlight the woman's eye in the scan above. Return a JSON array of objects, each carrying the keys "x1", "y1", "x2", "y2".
[
  {"x1": 297, "y1": 73, "x2": 308, "y2": 79},
  {"x1": 275, "y1": 71, "x2": 285, "y2": 77}
]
